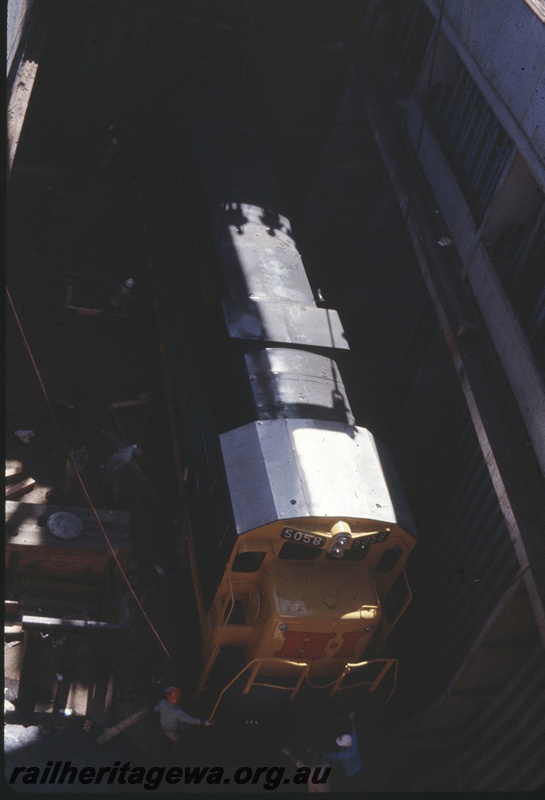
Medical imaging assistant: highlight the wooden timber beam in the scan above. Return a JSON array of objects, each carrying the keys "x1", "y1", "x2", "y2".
[
  {"x1": 22, "y1": 615, "x2": 129, "y2": 632},
  {"x1": 97, "y1": 708, "x2": 150, "y2": 746}
]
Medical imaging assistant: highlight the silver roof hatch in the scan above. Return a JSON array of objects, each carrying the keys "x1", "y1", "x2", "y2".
[
  {"x1": 244, "y1": 348, "x2": 354, "y2": 424},
  {"x1": 222, "y1": 298, "x2": 349, "y2": 349}
]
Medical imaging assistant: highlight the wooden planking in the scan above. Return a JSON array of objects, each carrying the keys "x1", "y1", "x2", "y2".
[
  {"x1": 5, "y1": 599, "x2": 19, "y2": 616},
  {"x1": 13, "y1": 553, "x2": 114, "y2": 578},
  {"x1": 22, "y1": 615, "x2": 129, "y2": 631},
  {"x1": 5, "y1": 461, "x2": 23, "y2": 479},
  {"x1": 6, "y1": 477, "x2": 36, "y2": 497},
  {"x1": 5, "y1": 501, "x2": 132, "y2": 557}
]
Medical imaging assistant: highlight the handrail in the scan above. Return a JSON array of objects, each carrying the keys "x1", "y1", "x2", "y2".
[
  {"x1": 194, "y1": 566, "x2": 236, "y2": 697},
  {"x1": 330, "y1": 658, "x2": 398, "y2": 710},
  {"x1": 207, "y1": 656, "x2": 399, "y2": 720},
  {"x1": 208, "y1": 657, "x2": 310, "y2": 721}
]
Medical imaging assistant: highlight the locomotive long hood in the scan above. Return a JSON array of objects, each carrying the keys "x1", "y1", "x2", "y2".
[{"x1": 220, "y1": 419, "x2": 416, "y2": 536}]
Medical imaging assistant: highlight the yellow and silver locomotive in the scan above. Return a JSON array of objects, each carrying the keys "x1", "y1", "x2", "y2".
[{"x1": 169, "y1": 116, "x2": 417, "y2": 713}]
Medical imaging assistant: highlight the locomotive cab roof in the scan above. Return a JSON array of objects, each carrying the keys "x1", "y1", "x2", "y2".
[{"x1": 220, "y1": 418, "x2": 416, "y2": 537}]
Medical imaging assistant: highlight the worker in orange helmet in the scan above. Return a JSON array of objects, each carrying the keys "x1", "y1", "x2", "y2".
[{"x1": 154, "y1": 687, "x2": 212, "y2": 742}]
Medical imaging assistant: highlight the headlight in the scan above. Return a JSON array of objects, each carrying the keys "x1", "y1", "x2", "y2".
[{"x1": 328, "y1": 532, "x2": 351, "y2": 557}]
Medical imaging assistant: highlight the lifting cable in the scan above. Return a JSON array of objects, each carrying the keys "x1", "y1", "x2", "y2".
[{"x1": 5, "y1": 285, "x2": 187, "y2": 689}]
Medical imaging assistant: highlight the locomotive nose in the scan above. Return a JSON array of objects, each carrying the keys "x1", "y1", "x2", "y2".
[{"x1": 243, "y1": 561, "x2": 381, "y2": 676}]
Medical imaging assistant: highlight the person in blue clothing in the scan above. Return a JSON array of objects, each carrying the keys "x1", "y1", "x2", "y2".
[
  {"x1": 154, "y1": 686, "x2": 212, "y2": 742},
  {"x1": 322, "y1": 711, "x2": 362, "y2": 791}
]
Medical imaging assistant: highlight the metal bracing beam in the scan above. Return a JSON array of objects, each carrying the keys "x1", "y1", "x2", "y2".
[
  {"x1": 351, "y1": 53, "x2": 545, "y2": 645},
  {"x1": 423, "y1": 0, "x2": 545, "y2": 194},
  {"x1": 404, "y1": 102, "x2": 545, "y2": 478},
  {"x1": 7, "y1": 55, "x2": 39, "y2": 176},
  {"x1": 6, "y1": 1, "x2": 47, "y2": 180}
]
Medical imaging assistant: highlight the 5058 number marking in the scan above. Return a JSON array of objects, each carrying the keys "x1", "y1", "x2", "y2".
[{"x1": 280, "y1": 527, "x2": 326, "y2": 548}]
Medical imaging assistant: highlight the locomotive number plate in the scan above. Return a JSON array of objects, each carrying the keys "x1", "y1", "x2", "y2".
[
  {"x1": 280, "y1": 527, "x2": 326, "y2": 548},
  {"x1": 365, "y1": 530, "x2": 390, "y2": 544}
]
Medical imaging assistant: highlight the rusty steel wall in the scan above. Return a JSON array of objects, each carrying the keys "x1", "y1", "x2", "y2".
[{"x1": 352, "y1": 1, "x2": 545, "y2": 789}]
